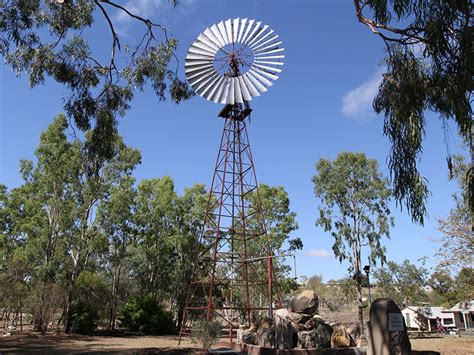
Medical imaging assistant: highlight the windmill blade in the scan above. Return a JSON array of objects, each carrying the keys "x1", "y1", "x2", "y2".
[
  {"x1": 203, "y1": 29, "x2": 222, "y2": 49},
  {"x1": 249, "y1": 29, "x2": 273, "y2": 49},
  {"x1": 225, "y1": 19, "x2": 233, "y2": 44},
  {"x1": 193, "y1": 40, "x2": 218, "y2": 54},
  {"x1": 217, "y1": 21, "x2": 229, "y2": 45},
  {"x1": 242, "y1": 74, "x2": 260, "y2": 97},
  {"x1": 219, "y1": 77, "x2": 232, "y2": 104},
  {"x1": 245, "y1": 72, "x2": 268, "y2": 93},
  {"x1": 227, "y1": 77, "x2": 235, "y2": 104},
  {"x1": 237, "y1": 18, "x2": 246, "y2": 43},
  {"x1": 254, "y1": 60, "x2": 284, "y2": 66},
  {"x1": 207, "y1": 76, "x2": 225, "y2": 102},
  {"x1": 253, "y1": 54, "x2": 285, "y2": 60},
  {"x1": 254, "y1": 63, "x2": 282, "y2": 73},
  {"x1": 234, "y1": 77, "x2": 243, "y2": 103},
  {"x1": 243, "y1": 21, "x2": 262, "y2": 45},
  {"x1": 247, "y1": 24, "x2": 268, "y2": 46},
  {"x1": 240, "y1": 19, "x2": 255, "y2": 44},
  {"x1": 210, "y1": 24, "x2": 226, "y2": 47},
  {"x1": 189, "y1": 46, "x2": 215, "y2": 57},
  {"x1": 238, "y1": 76, "x2": 252, "y2": 101},
  {"x1": 254, "y1": 42, "x2": 284, "y2": 54},
  {"x1": 252, "y1": 67, "x2": 279, "y2": 81},
  {"x1": 248, "y1": 69, "x2": 274, "y2": 87},
  {"x1": 252, "y1": 34, "x2": 279, "y2": 51}
]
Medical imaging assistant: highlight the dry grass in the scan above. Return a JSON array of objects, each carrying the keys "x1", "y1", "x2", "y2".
[{"x1": 410, "y1": 336, "x2": 474, "y2": 355}]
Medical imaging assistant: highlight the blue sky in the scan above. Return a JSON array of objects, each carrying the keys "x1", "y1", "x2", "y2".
[{"x1": 0, "y1": 0, "x2": 464, "y2": 281}]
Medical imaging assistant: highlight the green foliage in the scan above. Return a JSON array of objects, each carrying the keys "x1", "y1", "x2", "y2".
[
  {"x1": 73, "y1": 300, "x2": 100, "y2": 334},
  {"x1": 191, "y1": 320, "x2": 222, "y2": 351},
  {"x1": 354, "y1": 0, "x2": 473, "y2": 224},
  {"x1": 0, "y1": 0, "x2": 193, "y2": 163},
  {"x1": 374, "y1": 259, "x2": 428, "y2": 307},
  {"x1": 120, "y1": 295, "x2": 176, "y2": 335},
  {"x1": 428, "y1": 269, "x2": 457, "y2": 307},
  {"x1": 435, "y1": 155, "x2": 472, "y2": 270}
]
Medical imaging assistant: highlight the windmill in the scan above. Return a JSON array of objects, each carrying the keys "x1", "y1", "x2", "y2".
[{"x1": 179, "y1": 18, "x2": 284, "y2": 344}]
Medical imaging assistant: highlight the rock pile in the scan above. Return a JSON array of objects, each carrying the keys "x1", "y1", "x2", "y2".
[{"x1": 241, "y1": 290, "x2": 359, "y2": 350}]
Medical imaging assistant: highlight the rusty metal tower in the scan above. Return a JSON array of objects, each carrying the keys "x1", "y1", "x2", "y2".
[{"x1": 179, "y1": 18, "x2": 284, "y2": 343}]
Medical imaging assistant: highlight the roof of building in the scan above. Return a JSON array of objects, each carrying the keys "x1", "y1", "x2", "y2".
[
  {"x1": 402, "y1": 306, "x2": 454, "y2": 318},
  {"x1": 450, "y1": 300, "x2": 474, "y2": 312}
]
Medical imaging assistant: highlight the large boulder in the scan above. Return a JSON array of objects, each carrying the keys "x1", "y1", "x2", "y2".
[
  {"x1": 331, "y1": 325, "x2": 355, "y2": 348},
  {"x1": 297, "y1": 318, "x2": 333, "y2": 349},
  {"x1": 290, "y1": 290, "x2": 319, "y2": 314},
  {"x1": 256, "y1": 327, "x2": 275, "y2": 347}
]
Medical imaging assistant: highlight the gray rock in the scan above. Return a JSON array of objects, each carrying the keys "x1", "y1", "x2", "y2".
[
  {"x1": 256, "y1": 327, "x2": 275, "y2": 347},
  {"x1": 297, "y1": 318, "x2": 333, "y2": 349},
  {"x1": 275, "y1": 313, "x2": 298, "y2": 349},
  {"x1": 331, "y1": 325, "x2": 355, "y2": 348},
  {"x1": 257, "y1": 317, "x2": 274, "y2": 329},
  {"x1": 368, "y1": 298, "x2": 411, "y2": 355},
  {"x1": 290, "y1": 290, "x2": 319, "y2": 314},
  {"x1": 303, "y1": 315, "x2": 324, "y2": 330},
  {"x1": 242, "y1": 330, "x2": 256, "y2": 345},
  {"x1": 289, "y1": 312, "x2": 312, "y2": 324},
  {"x1": 347, "y1": 323, "x2": 362, "y2": 347}
]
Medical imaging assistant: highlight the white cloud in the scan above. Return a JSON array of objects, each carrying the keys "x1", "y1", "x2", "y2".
[
  {"x1": 304, "y1": 249, "x2": 331, "y2": 258},
  {"x1": 112, "y1": 0, "x2": 196, "y2": 35},
  {"x1": 341, "y1": 67, "x2": 385, "y2": 119}
]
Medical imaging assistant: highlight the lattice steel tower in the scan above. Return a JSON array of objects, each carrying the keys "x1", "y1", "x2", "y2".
[{"x1": 179, "y1": 18, "x2": 285, "y2": 343}]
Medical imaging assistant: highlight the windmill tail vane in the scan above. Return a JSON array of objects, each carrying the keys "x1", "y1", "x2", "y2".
[{"x1": 179, "y1": 18, "x2": 285, "y2": 345}]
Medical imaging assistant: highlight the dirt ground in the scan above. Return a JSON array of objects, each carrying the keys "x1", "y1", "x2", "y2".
[
  {"x1": 0, "y1": 332, "x2": 203, "y2": 354},
  {"x1": 1, "y1": 331, "x2": 473, "y2": 354},
  {"x1": 410, "y1": 335, "x2": 474, "y2": 355}
]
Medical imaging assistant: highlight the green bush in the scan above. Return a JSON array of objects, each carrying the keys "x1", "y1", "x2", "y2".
[
  {"x1": 191, "y1": 320, "x2": 221, "y2": 350},
  {"x1": 73, "y1": 300, "x2": 100, "y2": 334},
  {"x1": 120, "y1": 295, "x2": 175, "y2": 334}
]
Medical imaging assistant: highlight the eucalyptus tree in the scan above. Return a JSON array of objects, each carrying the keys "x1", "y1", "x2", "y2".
[
  {"x1": 11, "y1": 115, "x2": 77, "y2": 332},
  {"x1": 246, "y1": 184, "x2": 301, "y2": 298},
  {"x1": 312, "y1": 152, "x2": 393, "y2": 333},
  {"x1": 133, "y1": 177, "x2": 178, "y2": 301},
  {"x1": 1, "y1": 0, "x2": 193, "y2": 165},
  {"x1": 353, "y1": 0, "x2": 472, "y2": 224},
  {"x1": 435, "y1": 155, "x2": 473, "y2": 270},
  {"x1": 63, "y1": 128, "x2": 141, "y2": 332},
  {"x1": 171, "y1": 183, "x2": 209, "y2": 330},
  {"x1": 96, "y1": 175, "x2": 137, "y2": 330}
]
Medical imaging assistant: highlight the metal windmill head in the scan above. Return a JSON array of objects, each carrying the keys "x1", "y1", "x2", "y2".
[{"x1": 185, "y1": 18, "x2": 285, "y2": 105}]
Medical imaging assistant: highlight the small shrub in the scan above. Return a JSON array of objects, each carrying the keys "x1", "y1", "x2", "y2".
[
  {"x1": 120, "y1": 295, "x2": 175, "y2": 334},
  {"x1": 191, "y1": 320, "x2": 221, "y2": 351},
  {"x1": 73, "y1": 300, "x2": 99, "y2": 334}
]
